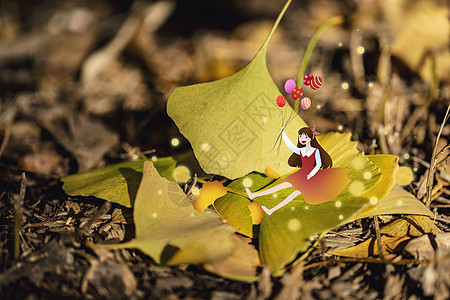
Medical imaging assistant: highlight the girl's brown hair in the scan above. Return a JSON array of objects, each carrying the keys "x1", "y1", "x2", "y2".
[{"x1": 287, "y1": 127, "x2": 332, "y2": 168}]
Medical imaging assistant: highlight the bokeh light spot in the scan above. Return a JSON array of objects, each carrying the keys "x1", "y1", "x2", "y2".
[
  {"x1": 351, "y1": 157, "x2": 365, "y2": 170},
  {"x1": 395, "y1": 166, "x2": 414, "y2": 186},
  {"x1": 243, "y1": 178, "x2": 253, "y2": 188},
  {"x1": 369, "y1": 197, "x2": 378, "y2": 205},
  {"x1": 363, "y1": 172, "x2": 372, "y2": 180},
  {"x1": 191, "y1": 186, "x2": 200, "y2": 196},
  {"x1": 173, "y1": 165, "x2": 191, "y2": 183},
  {"x1": 171, "y1": 138, "x2": 180, "y2": 147},
  {"x1": 349, "y1": 181, "x2": 365, "y2": 196},
  {"x1": 288, "y1": 219, "x2": 301, "y2": 232}
]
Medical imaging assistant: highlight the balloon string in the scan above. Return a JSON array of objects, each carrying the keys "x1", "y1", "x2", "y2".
[{"x1": 285, "y1": 88, "x2": 312, "y2": 127}]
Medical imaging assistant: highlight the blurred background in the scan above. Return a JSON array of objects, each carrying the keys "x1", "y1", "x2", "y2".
[{"x1": 0, "y1": 0, "x2": 448, "y2": 180}]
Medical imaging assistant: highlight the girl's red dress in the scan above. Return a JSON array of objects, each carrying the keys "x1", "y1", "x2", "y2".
[{"x1": 282, "y1": 149, "x2": 350, "y2": 205}]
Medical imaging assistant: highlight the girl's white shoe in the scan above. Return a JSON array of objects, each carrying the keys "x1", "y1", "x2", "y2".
[
  {"x1": 245, "y1": 188, "x2": 255, "y2": 200},
  {"x1": 261, "y1": 206, "x2": 273, "y2": 216}
]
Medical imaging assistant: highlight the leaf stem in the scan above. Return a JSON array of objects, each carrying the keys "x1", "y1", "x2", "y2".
[
  {"x1": 259, "y1": 0, "x2": 293, "y2": 55},
  {"x1": 297, "y1": 16, "x2": 344, "y2": 84},
  {"x1": 425, "y1": 104, "x2": 450, "y2": 206}
]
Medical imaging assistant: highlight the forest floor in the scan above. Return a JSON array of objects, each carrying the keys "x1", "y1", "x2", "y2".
[{"x1": 1, "y1": 0, "x2": 449, "y2": 299}]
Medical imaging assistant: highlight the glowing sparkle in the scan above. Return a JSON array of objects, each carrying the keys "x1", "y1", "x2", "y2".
[
  {"x1": 132, "y1": 154, "x2": 139, "y2": 160},
  {"x1": 152, "y1": 213, "x2": 157, "y2": 218},
  {"x1": 338, "y1": 125, "x2": 343, "y2": 131},
  {"x1": 273, "y1": 193, "x2": 278, "y2": 198},
  {"x1": 357, "y1": 46, "x2": 365, "y2": 54},
  {"x1": 171, "y1": 138, "x2": 180, "y2": 147},
  {"x1": 363, "y1": 172, "x2": 372, "y2": 180},
  {"x1": 157, "y1": 190, "x2": 162, "y2": 195},
  {"x1": 338, "y1": 42, "x2": 343, "y2": 47},
  {"x1": 317, "y1": 104, "x2": 321, "y2": 109},
  {"x1": 414, "y1": 167, "x2": 418, "y2": 172},
  {"x1": 397, "y1": 200, "x2": 403, "y2": 206},
  {"x1": 243, "y1": 178, "x2": 253, "y2": 188},
  {"x1": 191, "y1": 186, "x2": 200, "y2": 196},
  {"x1": 190, "y1": 212, "x2": 195, "y2": 217},
  {"x1": 173, "y1": 165, "x2": 191, "y2": 183},
  {"x1": 368, "y1": 82, "x2": 374, "y2": 88},
  {"x1": 151, "y1": 156, "x2": 157, "y2": 162},
  {"x1": 403, "y1": 153, "x2": 410, "y2": 160},
  {"x1": 201, "y1": 143, "x2": 211, "y2": 152},
  {"x1": 291, "y1": 207, "x2": 296, "y2": 211},
  {"x1": 395, "y1": 166, "x2": 414, "y2": 186},
  {"x1": 309, "y1": 236, "x2": 315, "y2": 241},
  {"x1": 369, "y1": 197, "x2": 379, "y2": 205},
  {"x1": 341, "y1": 82, "x2": 349, "y2": 90},
  {"x1": 288, "y1": 219, "x2": 301, "y2": 232},
  {"x1": 338, "y1": 215, "x2": 344, "y2": 220},
  {"x1": 304, "y1": 206, "x2": 309, "y2": 210},
  {"x1": 394, "y1": 132, "x2": 400, "y2": 137},
  {"x1": 349, "y1": 181, "x2": 365, "y2": 196},
  {"x1": 351, "y1": 157, "x2": 365, "y2": 170},
  {"x1": 335, "y1": 201, "x2": 342, "y2": 208}
]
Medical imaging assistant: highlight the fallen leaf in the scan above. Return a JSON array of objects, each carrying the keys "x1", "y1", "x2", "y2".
[
  {"x1": 216, "y1": 131, "x2": 384, "y2": 275},
  {"x1": 167, "y1": 1, "x2": 308, "y2": 180},
  {"x1": 93, "y1": 161, "x2": 235, "y2": 265},
  {"x1": 404, "y1": 233, "x2": 450, "y2": 260},
  {"x1": 265, "y1": 166, "x2": 280, "y2": 179},
  {"x1": 329, "y1": 215, "x2": 439, "y2": 259},
  {"x1": 381, "y1": 0, "x2": 449, "y2": 83},
  {"x1": 204, "y1": 234, "x2": 261, "y2": 282},
  {"x1": 62, "y1": 157, "x2": 176, "y2": 207},
  {"x1": 357, "y1": 185, "x2": 433, "y2": 219},
  {"x1": 193, "y1": 180, "x2": 227, "y2": 212},
  {"x1": 328, "y1": 235, "x2": 411, "y2": 258},
  {"x1": 248, "y1": 202, "x2": 264, "y2": 225},
  {"x1": 380, "y1": 215, "x2": 440, "y2": 237}
]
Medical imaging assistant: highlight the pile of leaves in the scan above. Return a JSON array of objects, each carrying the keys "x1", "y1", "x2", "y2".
[{"x1": 1, "y1": 0, "x2": 449, "y2": 298}]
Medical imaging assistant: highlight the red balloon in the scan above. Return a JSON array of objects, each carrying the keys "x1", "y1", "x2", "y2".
[
  {"x1": 310, "y1": 76, "x2": 322, "y2": 90},
  {"x1": 291, "y1": 86, "x2": 304, "y2": 100},
  {"x1": 303, "y1": 73, "x2": 313, "y2": 86},
  {"x1": 276, "y1": 95, "x2": 286, "y2": 107}
]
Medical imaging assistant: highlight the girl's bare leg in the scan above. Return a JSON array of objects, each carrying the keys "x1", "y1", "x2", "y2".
[
  {"x1": 245, "y1": 182, "x2": 293, "y2": 200},
  {"x1": 261, "y1": 190, "x2": 301, "y2": 216}
]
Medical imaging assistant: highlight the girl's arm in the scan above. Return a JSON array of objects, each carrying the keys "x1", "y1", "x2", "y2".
[
  {"x1": 281, "y1": 131, "x2": 300, "y2": 155},
  {"x1": 307, "y1": 149, "x2": 322, "y2": 179}
]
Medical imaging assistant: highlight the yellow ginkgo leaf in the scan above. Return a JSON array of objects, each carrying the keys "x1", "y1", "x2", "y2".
[
  {"x1": 248, "y1": 202, "x2": 264, "y2": 225},
  {"x1": 265, "y1": 166, "x2": 280, "y2": 180},
  {"x1": 193, "y1": 181, "x2": 227, "y2": 212}
]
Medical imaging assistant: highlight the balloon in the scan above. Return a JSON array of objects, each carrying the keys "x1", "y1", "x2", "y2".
[
  {"x1": 291, "y1": 86, "x2": 303, "y2": 100},
  {"x1": 310, "y1": 76, "x2": 323, "y2": 90},
  {"x1": 303, "y1": 73, "x2": 313, "y2": 86},
  {"x1": 276, "y1": 95, "x2": 286, "y2": 107},
  {"x1": 284, "y1": 79, "x2": 296, "y2": 94},
  {"x1": 300, "y1": 97, "x2": 311, "y2": 110}
]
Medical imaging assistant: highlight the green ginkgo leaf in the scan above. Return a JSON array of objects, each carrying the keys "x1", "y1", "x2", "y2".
[
  {"x1": 62, "y1": 157, "x2": 176, "y2": 207},
  {"x1": 93, "y1": 161, "x2": 236, "y2": 265},
  {"x1": 215, "y1": 132, "x2": 381, "y2": 239},
  {"x1": 167, "y1": 1, "x2": 308, "y2": 180}
]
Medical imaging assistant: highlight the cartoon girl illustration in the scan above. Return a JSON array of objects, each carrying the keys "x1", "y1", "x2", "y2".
[{"x1": 246, "y1": 126, "x2": 350, "y2": 215}]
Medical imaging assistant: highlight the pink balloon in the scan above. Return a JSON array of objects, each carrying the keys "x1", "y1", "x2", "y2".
[{"x1": 284, "y1": 79, "x2": 296, "y2": 94}]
